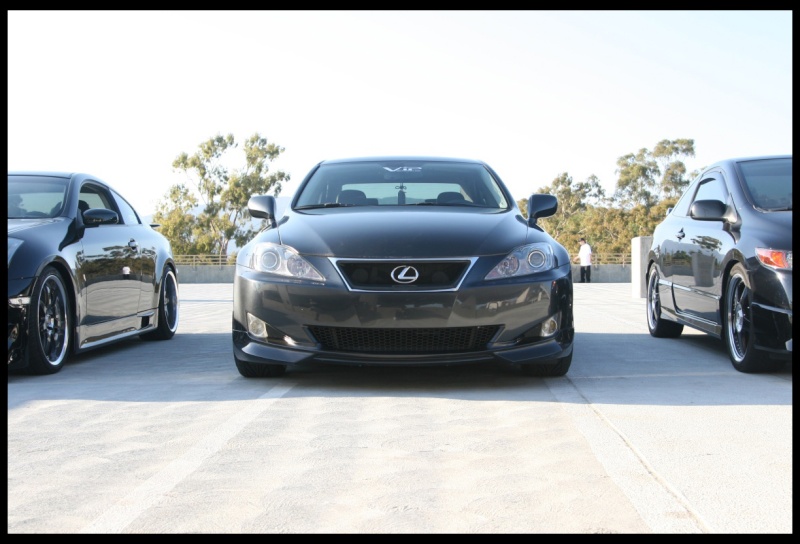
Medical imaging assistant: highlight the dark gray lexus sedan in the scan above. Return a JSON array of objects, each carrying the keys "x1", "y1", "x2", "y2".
[{"x1": 232, "y1": 156, "x2": 574, "y2": 377}]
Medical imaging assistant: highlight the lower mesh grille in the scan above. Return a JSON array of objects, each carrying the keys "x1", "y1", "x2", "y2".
[{"x1": 308, "y1": 326, "x2": 501, "y2": 353}]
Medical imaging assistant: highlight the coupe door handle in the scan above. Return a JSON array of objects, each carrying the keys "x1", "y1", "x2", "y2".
[
  {"x1": 128, "y1": 239, "x2": 139, "y2": 251},
  {"x1": 675, "y1": 229, "x2": 685, "y2": 240}
]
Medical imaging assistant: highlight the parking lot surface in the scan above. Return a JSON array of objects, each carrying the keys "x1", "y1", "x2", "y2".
[{"x1": 7, "y1": 283, "x2": 793, "y2": 533}]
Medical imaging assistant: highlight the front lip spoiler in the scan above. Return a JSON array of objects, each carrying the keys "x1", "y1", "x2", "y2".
[{"x1": 233, "y1": 331, "x2": 573, "y2": 368}]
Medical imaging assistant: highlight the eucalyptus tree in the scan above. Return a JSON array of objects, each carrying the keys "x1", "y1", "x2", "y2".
[
  {"x1": 613, "y1": 138, "x2": 696, "y2": 210},
  {"x1": 652, "y1": 138, "x2": 695, "y2": 199},
  {"x1": 154, "y1": 133, "x2": 289, "y2": 259}
]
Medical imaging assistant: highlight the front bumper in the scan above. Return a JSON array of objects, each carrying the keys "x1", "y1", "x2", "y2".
[
  {"x1": 750, "y1": 266, "x2": 792, "y2": 357},
  {"x1": 8, "y1": 277, "x2": 34, "y2": 368},
  {"x1": 232, "y1": 266, "x2": 574, "y2": 369},
  {"x1": 752, "y1": 301, "x2": 792, "y2": 355}
]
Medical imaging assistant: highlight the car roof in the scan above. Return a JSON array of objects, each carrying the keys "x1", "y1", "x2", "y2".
[
  {"x1": 317, "y1": 156, "x2": 487, "y2": 166},
  {"x1": 8, "y1": 171, "x2": 91, "y2": 179},
  {"x1": 712, "y1": 154, "x2": 791, "y2": 165}
]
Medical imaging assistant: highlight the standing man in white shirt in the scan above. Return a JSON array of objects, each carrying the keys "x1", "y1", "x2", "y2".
[{"x1": 576, "y1": 237, "x2": 592, "y2": 283}]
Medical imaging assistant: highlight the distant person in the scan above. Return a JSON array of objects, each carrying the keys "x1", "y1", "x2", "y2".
[{"x1": 575, "y1": 237, "x2": 592, "y2": 283}]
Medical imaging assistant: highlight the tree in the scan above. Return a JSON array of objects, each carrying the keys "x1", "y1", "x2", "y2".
[
  {"x1": 652, "y1": 138, "x2": 695, "y2": 199},
  {"x1": 614, "y1": 138, "x2": 696, "y2": 210},
  {"x1": 520, "y1": 172, "x2": 607, "y2": 255},
  {"x1": 516, "y1": 138, "x2": 695, "y2": 259},
  {"x1": 613, "y1": 148, "x2": 660, "y2": 211},
  {"x1": 154, "y1": 133, "x2": 289, "y2": 258},
  {"x1": 153, "y1": 184, "x2": 200, "y2": 255}
]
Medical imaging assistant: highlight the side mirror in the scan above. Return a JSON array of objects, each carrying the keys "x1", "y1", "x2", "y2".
[
  {"x1": 527, "y1": 194, "x2": 558, "y2": 227},
  {"x1": 82, "y1": 208, "x2": 119, "y2": 227},
  {"x1": 689, "y1": 199, "x2": 727, "y2": 221},
  {"x1": 248, "y1": 195, "x2": 277, "y2": 228}
]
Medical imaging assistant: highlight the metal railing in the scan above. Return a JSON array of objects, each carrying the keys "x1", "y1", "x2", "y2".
[
  {"x1": 174, "y1": 253, "x2": 632, "y2": 266},
  {"x1": 173, "y1": 254, "x2": 236, "y2": 266},
  {"x1": 592, "y1": 253, "x2": 631, "y2": 265}
]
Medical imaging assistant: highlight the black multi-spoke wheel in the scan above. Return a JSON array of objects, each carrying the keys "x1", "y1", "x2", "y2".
[
  {"x1": 646, "y1": 266, "x2": 683, "y2": 338},
  {"x1": 28, "y1": 266, "x2": 71, "y2": 375},
  {"x1": 142, "y1": 268, "x2": 179, "y2": 340},
  {"x1": 724, "y1": 264, "x2": 781, "y2": 373}
]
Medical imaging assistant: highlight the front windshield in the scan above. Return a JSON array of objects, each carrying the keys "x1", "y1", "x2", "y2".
[
  {"x1": 294, "y1": 160, "x2": 510, "y2": 210},
  {"x1": 739, "y1": 158, "x2": 792, "y2": 211},
  {"x1": 8, "y1": 177, "x2": 69, "y2": 219}
]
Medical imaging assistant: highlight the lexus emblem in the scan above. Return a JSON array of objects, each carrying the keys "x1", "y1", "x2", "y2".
[{"x1": 390, "y1": 265, "x2": 419, "y2": 284}]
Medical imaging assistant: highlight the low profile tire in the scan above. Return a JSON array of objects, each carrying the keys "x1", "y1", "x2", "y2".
[
  {"x1": 646, "y1": 267, "x2": 683, "y2": 338},
  {"x1": 27, "y1": 266, "x2": 71, "y2": 375},
  {"x1": 723, "y1": 263, "x2": 782, "y2": 373},
  {"x1": 141, "y1": 268, "x2": 179, "y2": 340},
  {"x1": 234, "y1": 355, "x2": 286, "y2": 378},
  {"x1": 521, "y1": 353, "x2": 572, "y2": 377}
]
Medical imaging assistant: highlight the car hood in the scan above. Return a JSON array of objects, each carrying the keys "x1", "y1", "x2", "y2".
[
  {"x1": 7, "y1": 217, "x2": 63, "y2": 234},
  {"x1": 275, "y1": 208, "x2": 535, "y2": 258}
]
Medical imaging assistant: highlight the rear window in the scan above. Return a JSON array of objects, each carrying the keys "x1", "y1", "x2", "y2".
[{"x1": 738, "y1": 157, "x2": 792, "y2": 210}]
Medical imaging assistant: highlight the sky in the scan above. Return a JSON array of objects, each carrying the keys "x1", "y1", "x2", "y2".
[{"x1": 7, "y1": 10, "x2": 793, "y2": 218}]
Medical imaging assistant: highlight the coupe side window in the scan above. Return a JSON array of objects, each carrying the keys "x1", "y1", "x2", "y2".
[
  {"x1": 672, "y1": 173, "x2": 727, "y2": 218},
  {"x1": 669, "y1": 181, "x2": 698, "y2": 217},
  {"x1": 692, "y1": 174, "x2": 727, "y2": 205},
  {"x1": 111, "y1": 189, "x2": 141, "y2": 225},
  {"x1": 79, "y1": 188, "x2": 111, "y2": 211}
]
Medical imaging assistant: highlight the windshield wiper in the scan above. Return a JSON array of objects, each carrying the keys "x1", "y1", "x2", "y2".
[{"x1": 294, "y1": 203, "x2": 352, "y2": 210}]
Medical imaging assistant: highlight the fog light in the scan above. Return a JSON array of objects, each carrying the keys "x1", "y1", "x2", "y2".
[
  {"x1": 540, "y1": 316, "x2": 559, "y2": 337},
  {"x1": 247, "y1": 313, "x2": 268, "y2": 339}
]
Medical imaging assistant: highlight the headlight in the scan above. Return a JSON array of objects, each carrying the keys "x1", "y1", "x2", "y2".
[
  {"x1": 238, "y1": 242, "x2": 324, "y2": 281},
  {"x1": 8, "y1": 238, "x2": 23, "y2": 267},
  {"x1": 756, "y1": 248, "x2": 792, "y2": 270},
  {"x1": 485, "y1": 242, "x2": 555, "y2": 279}
]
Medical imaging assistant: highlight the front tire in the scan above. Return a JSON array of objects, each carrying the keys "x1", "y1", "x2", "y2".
[
  {"x1": 141, "y1": 268, "x2": 179, "y2": 340},
  {"x1": 646, "y1": 266, "x2": 683, "y2": 338},
  {"x1": 27, "y1": 266, "x2": 71, "y2": 375},
  {"x1": 723, "y1": 264, "x2": 782, "y2": 373}
]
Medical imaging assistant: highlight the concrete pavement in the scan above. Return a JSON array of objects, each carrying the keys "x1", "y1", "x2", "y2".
[{"x1": 7, "y1": 283, "x2": 792, "y2": 533}]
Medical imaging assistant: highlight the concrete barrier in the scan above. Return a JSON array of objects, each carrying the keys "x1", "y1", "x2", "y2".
[
  {"x1": 177, "y1": 265, "x2": 236, "y2": 284},
  {"x1": 570, "y1": 264, "x2": 630, "y2": 284},
  {"x1": 177, "y1": 263, "x2": 635, "y2": 285},
  {"x1": 631, "y1": 236, "x2": 653, "y2": 298}
]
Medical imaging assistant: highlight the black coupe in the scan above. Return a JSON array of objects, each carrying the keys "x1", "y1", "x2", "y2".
[
  {"x1": 8, "y1": 172, "x2": 180, "y2": 375},
  {"x1": 646, "y1": 155, "x2": 792, "y2": 373},
  {"x1": 232, "y1": 156, "x2": 574, "y2": 377}
]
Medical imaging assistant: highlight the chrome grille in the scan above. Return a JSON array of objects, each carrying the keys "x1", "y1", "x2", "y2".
[{"x1": 333, "y1": 258, "x2": 474, "y2": 291}]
